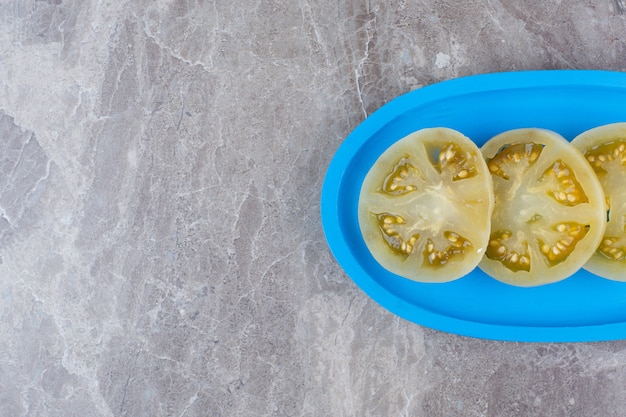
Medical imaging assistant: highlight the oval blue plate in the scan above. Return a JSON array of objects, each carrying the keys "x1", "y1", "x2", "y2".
[{"x1": 321, "y1": 70, "x2": 626, "y2": 342}]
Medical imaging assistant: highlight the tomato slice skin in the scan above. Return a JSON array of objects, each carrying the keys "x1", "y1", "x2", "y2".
[
  {"x1": 572, "y1": 122, "x2": 626, "y2": 281},
  {"x1": 358, "y1": 128, "x2": 494, "y2": 283},
  {"x1": 479, "y1": 128, "x2": 606, "y2": 287}
]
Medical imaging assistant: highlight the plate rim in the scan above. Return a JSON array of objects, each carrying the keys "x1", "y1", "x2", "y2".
[{"x1": 320, "y1": 69, "x2": 626, "y2": 342}]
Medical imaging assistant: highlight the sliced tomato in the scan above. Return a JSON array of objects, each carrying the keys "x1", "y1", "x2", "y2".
[
  {"x1": 572, "y1": 122, "x2": 626, "y2": 281},
  {"x1": 479, "y1": 128, "x2": 606, "y2": 286},
  {"x1": 358, "y1": 128, "x2": 494, "y2": 283}
]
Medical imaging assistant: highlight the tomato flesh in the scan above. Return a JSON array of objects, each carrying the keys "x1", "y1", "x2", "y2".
[
  {"x1": 479, "y1": 128, "x2": 606, "y2": 287},
  {"x1": 572, "y1": 123, "x2": 626, "y2": 281},
  {"x1": 358, "y1": 128, "x2": 494, "y2": 283}
]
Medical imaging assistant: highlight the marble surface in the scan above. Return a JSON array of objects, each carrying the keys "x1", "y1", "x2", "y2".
[{"x1": 2, "y1": 0, "x2": 626, "y2": 416}]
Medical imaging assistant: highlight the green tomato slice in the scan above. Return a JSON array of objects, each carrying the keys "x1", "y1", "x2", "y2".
[
  {"x1": 480, "y1": 128, "x2": 606, "y2": 287},
  {"x1": 358, "y1": 128, "x2": 494, "y2": 283},
  {"x1": 572, "y1": 122, "x2": 626, "y2": 281}
]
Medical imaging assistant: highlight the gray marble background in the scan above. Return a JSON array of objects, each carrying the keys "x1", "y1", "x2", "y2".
[{"x1": 2, "y1": 0, "x2": 626, "y2": 416}]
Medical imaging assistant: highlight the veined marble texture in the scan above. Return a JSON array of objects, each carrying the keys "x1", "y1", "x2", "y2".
[{"x1": 2, "y1": 0, "x2": 626, "y2": 416}]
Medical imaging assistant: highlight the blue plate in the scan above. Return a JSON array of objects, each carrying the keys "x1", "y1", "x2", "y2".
[{"x1": 320, "y1": 70, "x2": 626, "y2": 342}]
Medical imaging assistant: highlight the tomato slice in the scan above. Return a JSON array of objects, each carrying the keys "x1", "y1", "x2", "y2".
[
  {"x1": 479, "y1": 128, "x2": 606, "y2": 287},
  {"x1": 572, "y1": 122, "x2": 626, "y2": 281},
  {"x1": 358, "y1": 128, "x2": 494, "y2": 283}
]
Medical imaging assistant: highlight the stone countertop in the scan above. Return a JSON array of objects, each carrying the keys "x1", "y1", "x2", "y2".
[{"x1": 2, "y1": 1, "x2": 626, "y2": 416}]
